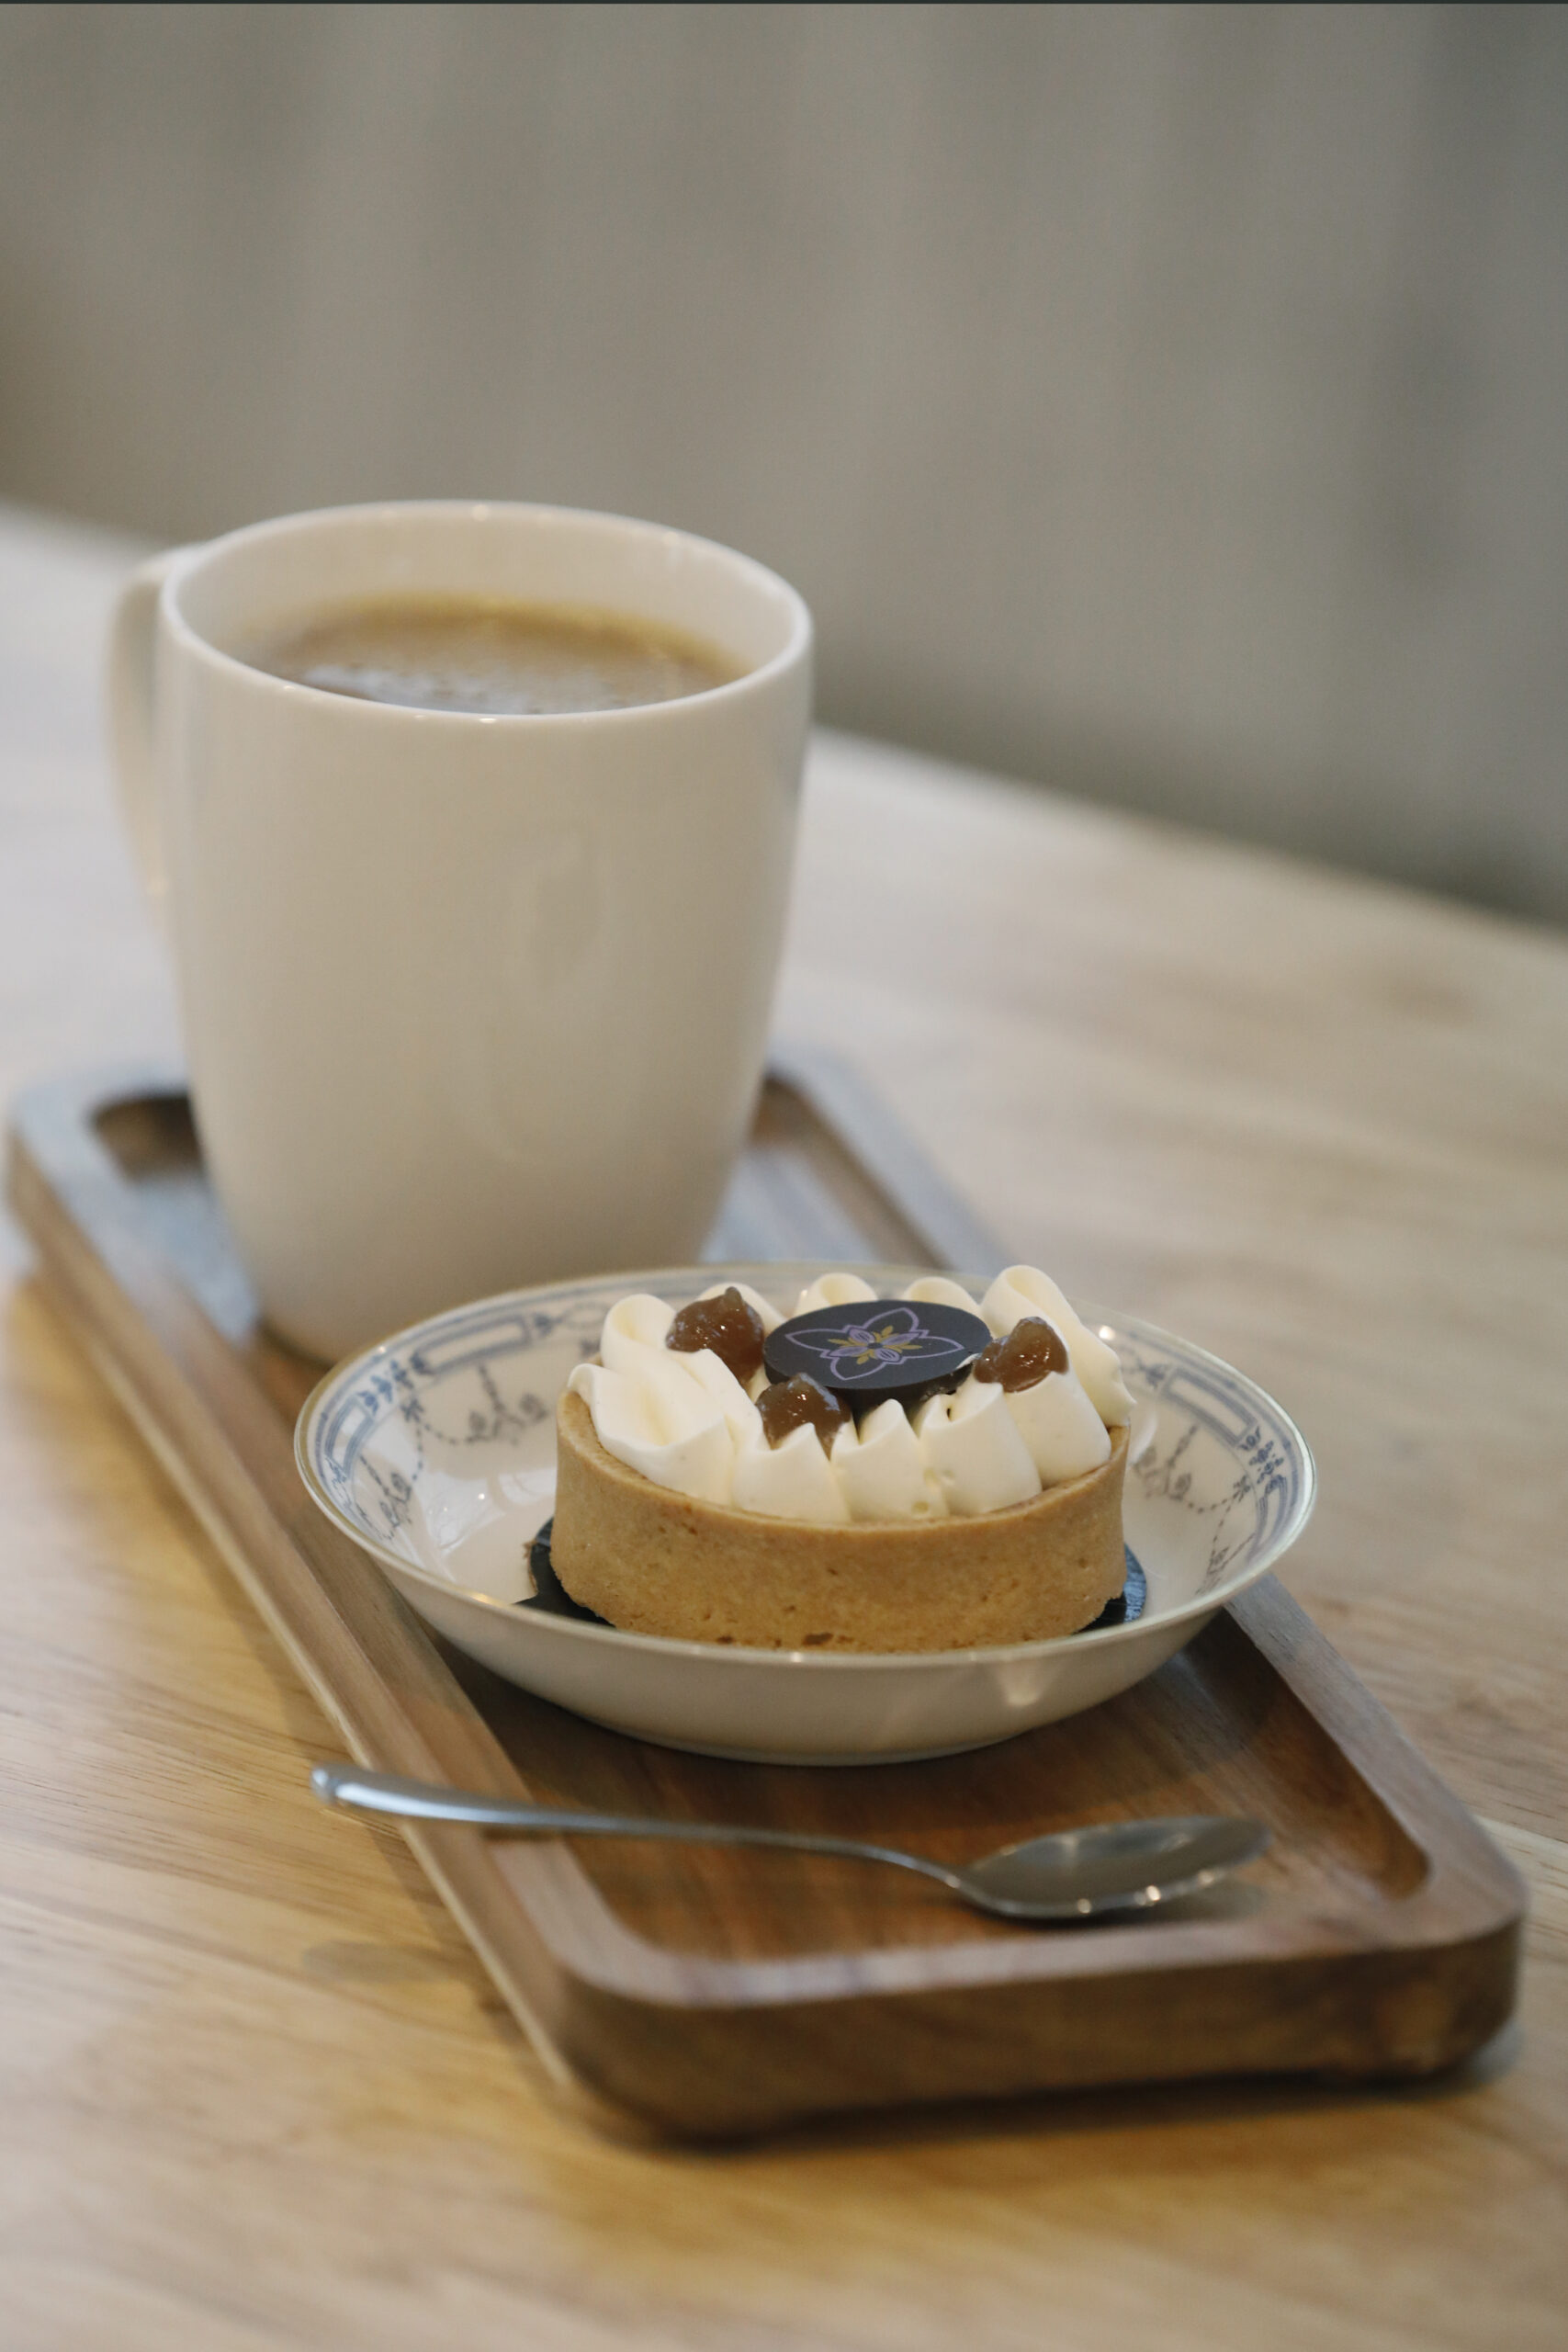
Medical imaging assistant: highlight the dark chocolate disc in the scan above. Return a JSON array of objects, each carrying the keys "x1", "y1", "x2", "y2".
[{"x1": 762, "y1": 1297, "x2": 991, "y2": 1407}]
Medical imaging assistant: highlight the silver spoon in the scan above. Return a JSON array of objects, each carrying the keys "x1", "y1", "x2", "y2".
[{"x1": 312, "y1": 1765, "x2": 1269, "y2": 1923}]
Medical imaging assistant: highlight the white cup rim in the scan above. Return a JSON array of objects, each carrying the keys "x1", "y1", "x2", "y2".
[{"x1": 158, "y1": 498, "x2": 812, "y2": 728}]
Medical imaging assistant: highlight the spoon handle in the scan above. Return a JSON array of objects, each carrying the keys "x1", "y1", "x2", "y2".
[{"x1": 312, "y1": 1766, "x2": 961, "y2": 1893}]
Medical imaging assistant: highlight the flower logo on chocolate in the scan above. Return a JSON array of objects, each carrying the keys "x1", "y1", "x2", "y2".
[{"x1": 790, "y1": 1305, "x2": 967, "y2": 1385}]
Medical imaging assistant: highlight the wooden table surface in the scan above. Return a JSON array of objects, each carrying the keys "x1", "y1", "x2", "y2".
[{"x1": 1, "y1": 503, "x2": 1563, "y2": 2348}]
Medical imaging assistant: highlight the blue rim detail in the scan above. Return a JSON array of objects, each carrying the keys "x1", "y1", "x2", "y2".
[{"x1": 299, "y1": 1271, "x2": 1314, "y2": 1614}]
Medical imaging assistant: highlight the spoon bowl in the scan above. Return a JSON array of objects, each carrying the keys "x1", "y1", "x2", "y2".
[
  {"x1": 313, "y1": 1766, "x2": 1270, "y2": 1924},
  {"x1": 955, "y1": 1815, "x2": 1272, "y2": 1917}
]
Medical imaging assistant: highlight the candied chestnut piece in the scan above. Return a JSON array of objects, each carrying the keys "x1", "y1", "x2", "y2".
[
  {"x1": 972, "y1": 1317, "x2": 1068, "y2": 1391},
  {"x1": 757, "y1": 1374, "x2": 851, "y2": 1452},
  {"x1": 665, "y1": 1285, "x2": 766, "y2": 1385}
]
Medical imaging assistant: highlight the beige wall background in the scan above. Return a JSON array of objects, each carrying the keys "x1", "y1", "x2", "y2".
[{"x1": 1, "y1": 2, "x2": 1564, "y2": 920}]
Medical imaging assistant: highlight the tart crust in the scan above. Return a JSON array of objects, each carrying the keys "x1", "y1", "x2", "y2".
[{"x1": 552, "y1": 1388, "x2": 1129, "y2": 1652}]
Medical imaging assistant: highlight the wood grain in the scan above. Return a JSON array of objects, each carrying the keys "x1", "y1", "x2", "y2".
[
  {"x1": 7, "y1": 1067, "x2": 1523, "y2": 2137},
  {"x1": 1, "y1": 507, "x2": 1564, "y2": 2342},
  {"x1": 779, "y1": 731, "x2": 1568, "y2": 1845}
]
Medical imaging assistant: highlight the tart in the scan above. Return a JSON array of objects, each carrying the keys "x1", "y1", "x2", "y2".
[
  {"x1": 547, "y1": 1269, "x2": 1134, "y2": 1653},
  {"x1": 552, "y1": 1387, "x2": 1127, "y2": 1650}
]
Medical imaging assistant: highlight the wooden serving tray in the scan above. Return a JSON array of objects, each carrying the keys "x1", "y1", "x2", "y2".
[{"x1": 6, "y1": 1060, "x2": 1524, "y2": 2139}]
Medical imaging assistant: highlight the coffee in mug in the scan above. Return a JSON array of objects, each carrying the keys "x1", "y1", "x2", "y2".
[{"x1": 239, "y1": 594, "x2": 744, "y2": 716}]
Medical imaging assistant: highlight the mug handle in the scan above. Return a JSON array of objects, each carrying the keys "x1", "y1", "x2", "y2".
[{"x1": 106, "y1": 545, "x2": 191, "y2": 921}]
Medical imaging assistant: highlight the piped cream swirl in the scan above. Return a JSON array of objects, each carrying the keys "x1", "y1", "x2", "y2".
[{"x1": 571, "y1": 1269, "x2": 1126, "y2": 1523}]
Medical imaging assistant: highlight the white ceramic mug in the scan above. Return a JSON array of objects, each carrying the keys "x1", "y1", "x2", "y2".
[{"x1": 108, "y1": 502, "x2": 812, "y2": 1359}]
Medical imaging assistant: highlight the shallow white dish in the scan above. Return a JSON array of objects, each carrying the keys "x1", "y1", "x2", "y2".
[{"x1": 296, "y1": 1262, "x2": 1315, "y2": 1764}]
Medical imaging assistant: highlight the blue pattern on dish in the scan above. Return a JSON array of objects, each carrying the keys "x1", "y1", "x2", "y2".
[
  {"x1": 302, "y1": 1272, "x2": 1305, "y2": 1600},
  {"x1": 294, "y1": 1265, "x2": 1316, "y2": 1759}
]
